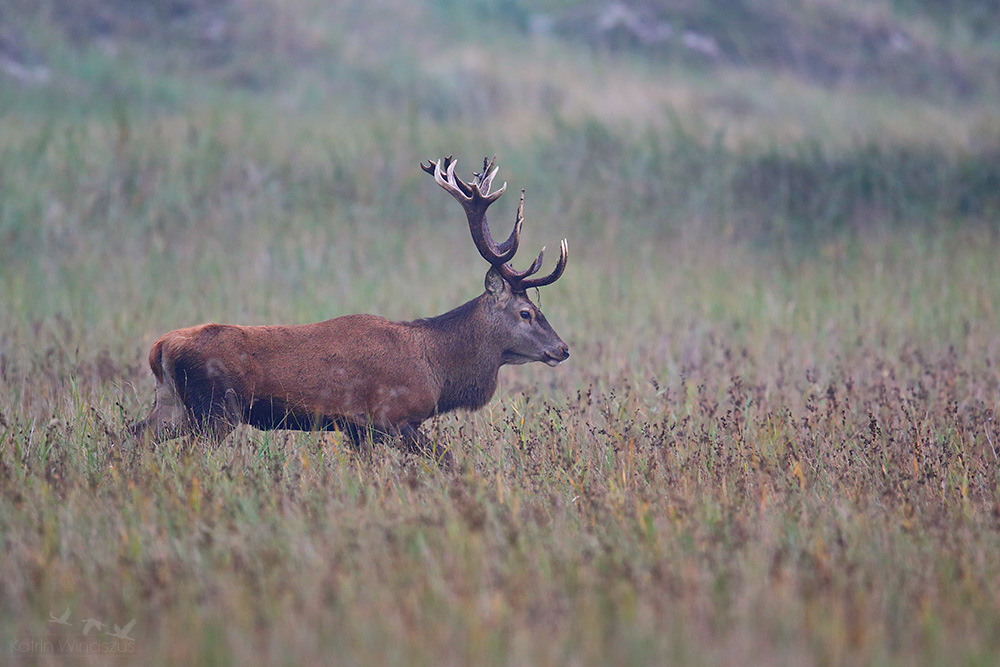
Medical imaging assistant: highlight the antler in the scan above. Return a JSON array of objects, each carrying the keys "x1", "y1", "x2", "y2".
[
  {"x1": 420, "y1": 156, "x2": 568, "y2": 291},
  {"x1": 420, "y1": 155, "x2": 518, "y2": 264}
]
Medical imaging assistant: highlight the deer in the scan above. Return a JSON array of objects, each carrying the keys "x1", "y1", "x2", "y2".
[{"x1": 131, "y1": 156, "x2": 569, "y2": 464}]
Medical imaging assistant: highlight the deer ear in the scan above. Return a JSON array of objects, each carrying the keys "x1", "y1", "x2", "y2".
[{"x1": 484, "y1": 266, "x2": 510, "y2": 300}]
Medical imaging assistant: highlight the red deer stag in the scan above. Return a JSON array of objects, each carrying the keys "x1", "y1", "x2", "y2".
[{"x1": 132, "y1": 156, "x2": 569, "y2": 463}]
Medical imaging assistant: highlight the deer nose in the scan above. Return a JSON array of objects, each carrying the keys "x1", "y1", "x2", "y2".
[{"x1": 542, "y1": 344, "x2": 570, "y2": 367}]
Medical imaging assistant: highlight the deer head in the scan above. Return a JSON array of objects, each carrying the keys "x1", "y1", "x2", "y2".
[{"x1": 421, "y1": 156, "x2": 569, "y2": 367}]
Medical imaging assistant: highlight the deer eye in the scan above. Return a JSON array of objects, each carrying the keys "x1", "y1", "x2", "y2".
[{"x1": 519, "y1": 309, "x2": 532, "y2": 321}]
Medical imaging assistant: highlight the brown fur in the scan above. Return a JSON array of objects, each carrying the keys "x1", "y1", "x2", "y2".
[{"x1": 132, "y1": 271, "x2": 569, "y2": 463}]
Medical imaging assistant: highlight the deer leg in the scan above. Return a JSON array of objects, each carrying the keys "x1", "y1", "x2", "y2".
[
  {"x1": 199, "y1": 387, "x2": 241, "y2": 444},
  {"x1": 336, "y1": 419, "x2": 372, "y2": 447},
  {"x1": 132, "y1": 379, "x2": 189, "y2": 445},
  {"x1": 194, "y1": 416, "x2": 236, "y2": 444},
  {"x1": 398, "y1": 422, "x2": 453, "y2": 467},
  {"x1": 134, "y1": 378, "x2": 239, "y2": 446},
  {"x1": 171, "y1": 379, "x2": 244, "y2": 446},
  {"x1": 131, "y1": 414, "x2": 183, "y2": 445},
  {"x1": 327, "y1": 419, "x2": 380, "y2": 459}
]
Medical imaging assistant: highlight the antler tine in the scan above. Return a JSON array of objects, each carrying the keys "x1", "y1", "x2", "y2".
[
  {"x1": 478, "y1": 164, "x2": 500, "y2": 195},
  {"x1": 519, "y1": 238, "x2": 568, "y2": 290},
  {"x1": 498, "y1": 246, "x2": 544, "y2": 286},
  {"x1": 420, "y1": 154, "x2": 454, "y2": 177},
  {"x1": 421, "y1": 156, "x2": 468, "y2": 198},
  {"x1": 492, "y1": 192, "x2": 555, "y2": 288},
  {"x1": 493, "y1": 189, "x2": 527, "y2": 267},
  {"x1": 475, "y1": 155, "x2": 500, "y2": 195},
  {"x1": 423, "y1": 156, "x2": 519, "y2": 266}
]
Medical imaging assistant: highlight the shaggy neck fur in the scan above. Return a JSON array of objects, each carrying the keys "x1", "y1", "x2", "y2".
[{"x1": 412, "y1": 295, "x2": 503, "y2": 414}]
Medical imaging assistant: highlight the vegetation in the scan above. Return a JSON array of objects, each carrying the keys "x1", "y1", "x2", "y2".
[{"x1": 2, "y1": 0, "x2": 1000, "y2": 664}]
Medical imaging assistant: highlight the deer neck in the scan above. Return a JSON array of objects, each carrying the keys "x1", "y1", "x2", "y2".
[{"x1": 414, "y1": 295, "x2": 502, "y2": 414}]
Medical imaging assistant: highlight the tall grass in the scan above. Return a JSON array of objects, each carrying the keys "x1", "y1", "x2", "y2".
[{"x1": 4, "y1": 231, "x2": 1000, "y2": 664}]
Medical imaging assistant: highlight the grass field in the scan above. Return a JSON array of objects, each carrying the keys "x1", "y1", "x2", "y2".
[{"x1": 3, "y1": 1, "x2": 1000, "y2": 664}]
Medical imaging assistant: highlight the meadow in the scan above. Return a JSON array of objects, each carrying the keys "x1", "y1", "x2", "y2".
[{"x1": 2, "y1": 1, "x2": 1000, "y2": 664}]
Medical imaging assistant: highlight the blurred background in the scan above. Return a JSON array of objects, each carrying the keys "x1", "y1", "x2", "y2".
[{"x1": 1, "y1": 0, "x2": 999, "y2": 405}]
